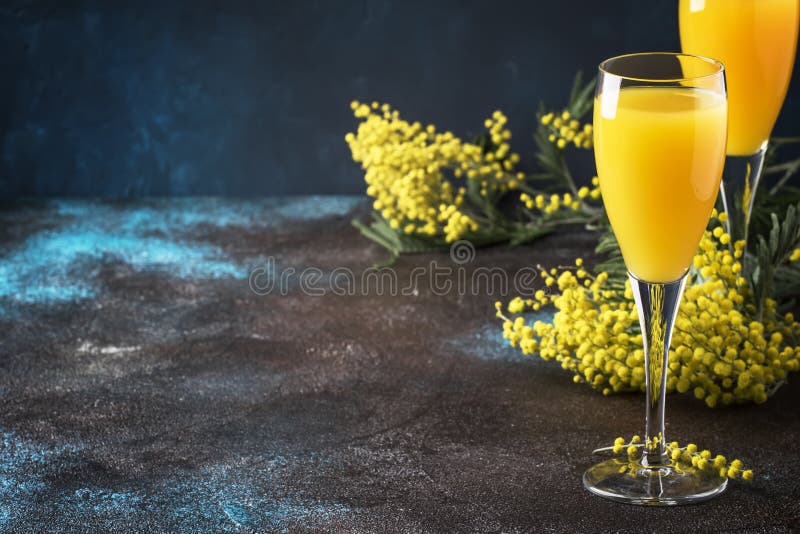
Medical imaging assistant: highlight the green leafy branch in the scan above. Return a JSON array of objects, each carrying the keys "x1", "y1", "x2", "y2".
[{"x1": 750, "y1": 203, "x2": 800, "y2": 319}]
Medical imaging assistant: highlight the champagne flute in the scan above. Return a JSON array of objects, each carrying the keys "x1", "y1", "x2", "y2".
[
  {"x1": 583, "y1": 53, "x2": 728, "y2": 505},
  {"x1": 680, "y1": 0, "x2": 800, "y2": 247}
]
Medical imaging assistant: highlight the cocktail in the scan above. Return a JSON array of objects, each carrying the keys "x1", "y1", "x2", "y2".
[
  {"x1": 680, "y1": 0, "x2": 800, "y2": 246},
  {"x1": 583, "y1": 53, "x2": 729, "y2": 505}
]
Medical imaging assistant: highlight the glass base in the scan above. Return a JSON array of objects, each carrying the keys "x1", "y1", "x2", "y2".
[{"x1": 583, "y1": 457, "x2": 727, "y2": 506}]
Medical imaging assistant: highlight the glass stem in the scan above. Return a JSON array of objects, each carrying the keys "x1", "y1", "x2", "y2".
[
  {"x1": 719, "y1": 143, "x2": 767, "y2": 249},
  {"x1": 629, "y1": 273, "x2": 687, "y2": 467}
]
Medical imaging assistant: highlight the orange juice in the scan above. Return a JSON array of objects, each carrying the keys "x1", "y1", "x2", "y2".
[
  {"x1": 680, "y1": 0, "x2": 799, "y2": 156},
  {"x1": 594, "y1": 87, "x2": 727, "y2": 282}
]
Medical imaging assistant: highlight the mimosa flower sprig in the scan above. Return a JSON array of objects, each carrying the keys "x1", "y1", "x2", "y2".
[
  {"x1": 496, "y1": 209, "x2": 800, "y2": 406},
  {"x1": 345, "y1": 73, "x2": 602, "y2": 263},
  {"x1": 599, "y1": 436, "x2": 753, "y2": 481}
]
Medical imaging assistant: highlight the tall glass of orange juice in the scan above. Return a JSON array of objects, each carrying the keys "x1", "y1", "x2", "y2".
[
  {"x1": 583, "y1": 53, "x2": 728, "y2": 505},
  {"x1": 680, "y1": 0, "x2": 800, "y2": 246}
]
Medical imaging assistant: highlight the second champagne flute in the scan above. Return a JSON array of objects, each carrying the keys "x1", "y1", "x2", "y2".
[{"x1": 680, "y1": 0, "x2": 799, "y2": 248}]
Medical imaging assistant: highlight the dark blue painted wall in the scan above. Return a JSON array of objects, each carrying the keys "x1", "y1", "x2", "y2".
[{"x1": 1, "y1": 0, "x2": 799, "y2": 198}]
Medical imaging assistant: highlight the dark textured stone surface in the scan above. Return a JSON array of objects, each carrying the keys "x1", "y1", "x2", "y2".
[{"x1": 1, "y1": 197, "x2": 799, "y2": 532}]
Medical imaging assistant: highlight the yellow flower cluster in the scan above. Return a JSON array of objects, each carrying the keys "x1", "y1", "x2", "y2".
[
  {"x1": 497, "y1": 212, "x2": 800, "y2": 406},
  {"x1": 541, "y1": 110, "x2": 593, "y2": 150},
  {"x1": 345, "y1": 101, "x2": 523, "y2": 242},
  {"x1": 610, "y1": 436, "x2": 753, "y2": 481},
  {"x1": 519, "y1": 176, "x2": 602, "y2": 215},
  {"x1": 520, "y1": 192, "x2": 581, "y2": 214},
  {"x1": 579, "y1": 176, "x2": 603, "y2": 202}
]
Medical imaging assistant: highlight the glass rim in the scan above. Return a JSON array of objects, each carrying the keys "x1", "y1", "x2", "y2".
[{"x1": 598, "y1": 52, "x2": 725, "y2": 83}]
